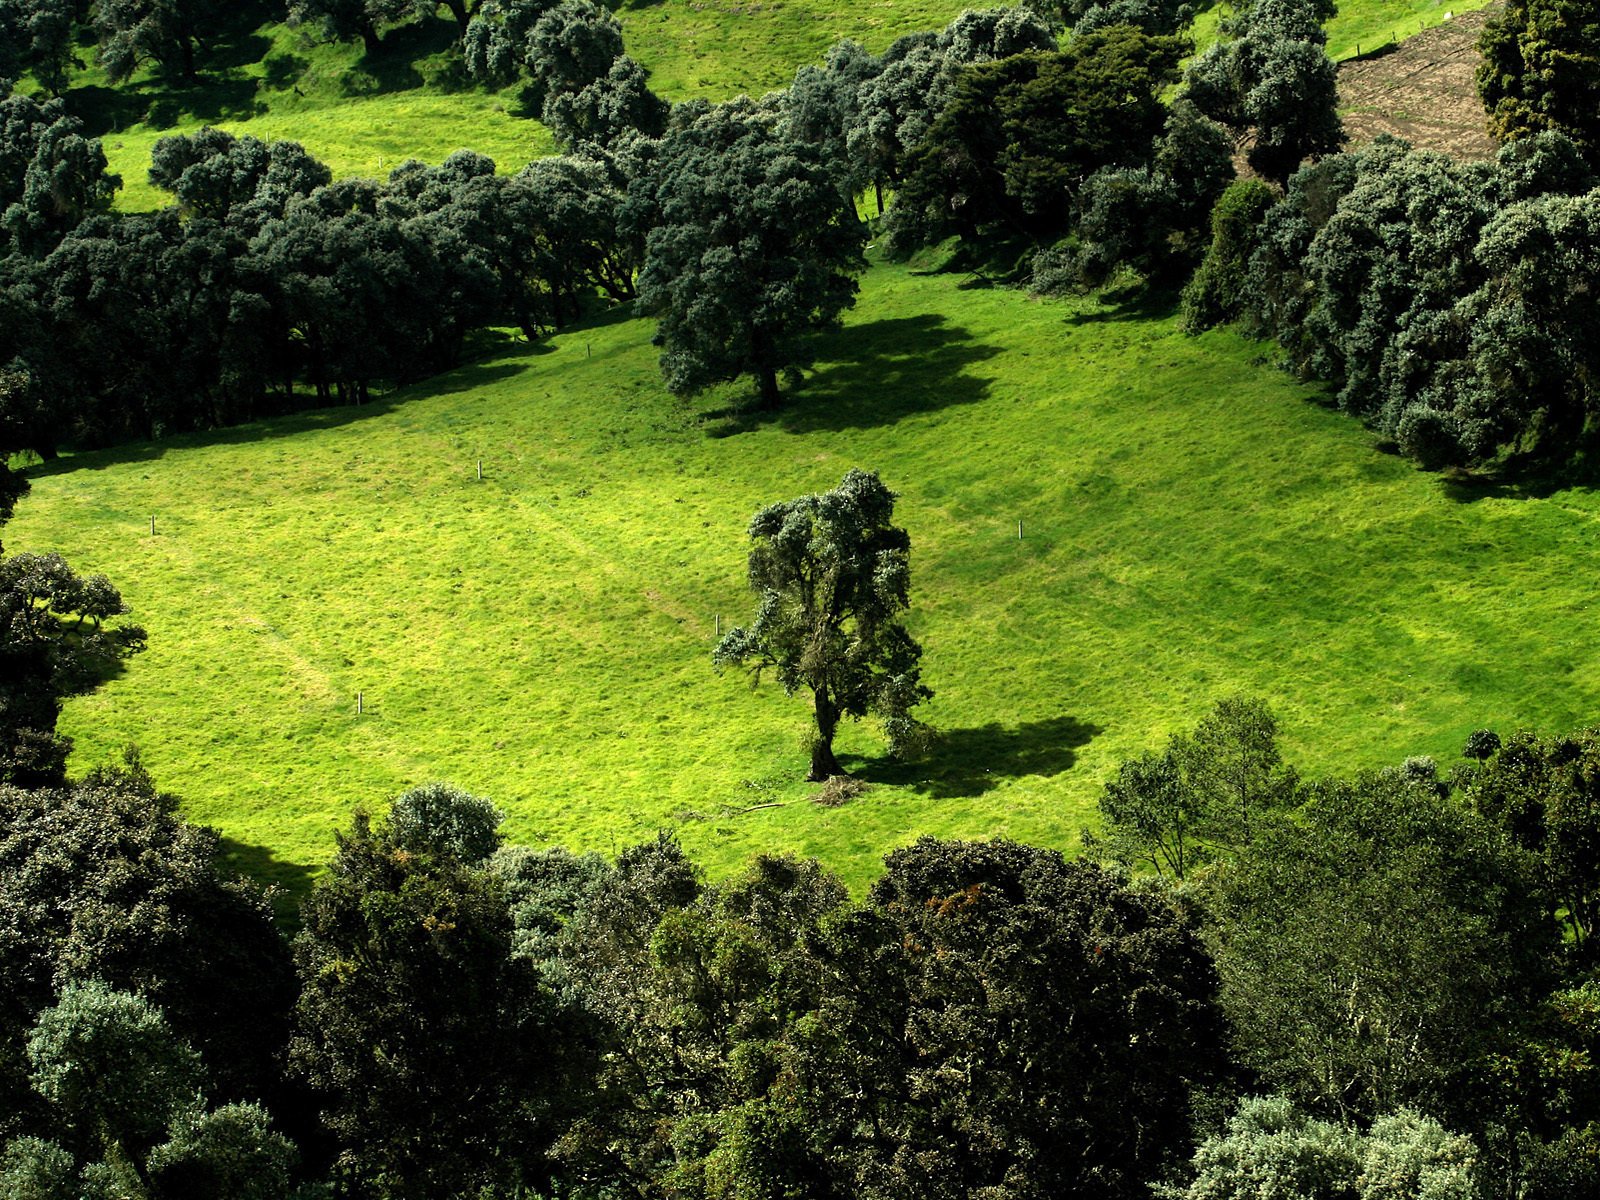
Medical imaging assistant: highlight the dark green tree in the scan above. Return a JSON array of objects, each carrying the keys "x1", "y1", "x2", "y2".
[
  {"x1": 542, "y1": 54, "x2": 669, "y2": 149},
  {"x1": 15, "y1": 981, "x2": 297, "y2": 1198},
  {"x1": 145, "y1": 1103, "x2": 297, "y2": 1200},
  {"x1": 93, "y1": 0, "x2": 223, "y2": 83},
  {"x1": 462, "y1": 0, "x2": 555, "y2": 84},
  {"x1": 0, "y1": 756, "x2": 294, "y2": 1119},
  {"x1": 1457, "y1": 186, "x2": 1600, "y2": 466},
  {"x1": 715, "y1": 468, "x2": 931, "y2": 781},
  {"x1": 630, "y1": 100, "x2": 865, "y2": 407},
  {"x1": 514, "y1": 152, "x2": 639, "y2": 324},
  {"x1": 286, "y1": 0, "x2": 409, "y2": 55},
  {"x1": 783, "y1": 39, "x2": 882, "y2": 206},
  {"x1": 845, "y1": 40, "x2": 944, "y2": 211},
  {"x1": 1207, "y1": 766, "x2": 1556, "y2": 1121},
  {"x1": 0, "y1": 95, "x2": 120, "y2": 259},
  {"x1": 1088, "y1": 695, "x2": 1297, "y2": 879},
  {"x1": 289, "y1": 785, "x2": 567, "y2": 1199},
  {"x1": 1461, "y1": 728, "x2": 1600, "y2": 963},
  {"x1": 1180, "y1": 177, "x2": 1277, "y2": 332},
  {"x1": 524, "y1": 0, "x2": 623, "y2": 110},
  {"x1": 887, "y1": 28, "x2": 1186, "y2": 247},
  {"x1": 25, "y1": 980, "x2": 203, "y2": 1180},
  {"x1": 1184, "y1": 0, "x2": 1345, "y2": 184},
  {"x1": 148, "y1": 128, "x2": 331, "y2": 231},
  {"x1": 1479, "y1": 0, "x2": 1600, "y2": 160},
  {"x1": 0, "y1": 1136, "x2": 77, "y2": 1200},
  {"x1": 0, "y1": 552, "x2": 144, "y2": 786},
  {"x1": 0, "y1": 0, "x2": 73, "y2": 96},
  {"x1": 1044, "y1": 98, "x2": 1234, "y2": 292},
  {"x1": 796, "y1": 838, "x2": 1229, "y2": 1198},
  {"x1": 1050, "y1": 0, "x2": 1193, "y2": 33},
  {"x1": 554, "y1": 851, "x2": 843, "y2": 1195}
]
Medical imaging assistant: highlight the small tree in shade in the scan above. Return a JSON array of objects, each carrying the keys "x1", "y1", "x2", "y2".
[{"x1": 715, "y1": 469, "x2": 931, "y2": 780}]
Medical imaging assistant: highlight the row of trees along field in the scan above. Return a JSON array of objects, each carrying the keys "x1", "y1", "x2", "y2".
[
  {"x1": 4, "y1": 457, "x2": 1600, "y2": 1198},
  {"x1": 9, "y1": 0, "x2": 1600, "y2": 474}
]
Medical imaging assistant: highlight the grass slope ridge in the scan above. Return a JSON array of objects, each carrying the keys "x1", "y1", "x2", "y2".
[{"x1": 9, "y1": 257, "x2": 1600, "y2": 895}]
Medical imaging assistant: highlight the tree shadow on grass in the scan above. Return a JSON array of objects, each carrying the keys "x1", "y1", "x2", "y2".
[
  {"x1": 217, "y1": 836, "x2": 319, "y2": 928},
  {"x1": 70, "y1": 69, "x2": 267, "y2": 136},
  {"x1": 23, "y1": 359, "x2": 530, "y2": 480},
  {"x1": 1439, "y1": 434, "x2": 1600, "y2": 503},
  {"x1": 1060, "y1": 279, "x2": 1185, "y2": 326},
  {"x1": 843, "y1": 714, "x2": 1103, "y2": 799},
  {"x1": 702, "y1": 314, "x2": 1001, "y2": 436}
]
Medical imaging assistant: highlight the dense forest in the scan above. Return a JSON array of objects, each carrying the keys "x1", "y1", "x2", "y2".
[{"x1": 9, "y1": 0, "x2": 1600, "y2": 1194}]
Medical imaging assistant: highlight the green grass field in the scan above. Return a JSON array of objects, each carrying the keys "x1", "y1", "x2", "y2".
[{"x1": 9, "y1": 254, "x2": 1600, "y2": 897}]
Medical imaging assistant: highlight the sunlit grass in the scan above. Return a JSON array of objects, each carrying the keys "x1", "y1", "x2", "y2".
[{"x1": 10, "y1": 256, "x2": 1600, "y2": 898}]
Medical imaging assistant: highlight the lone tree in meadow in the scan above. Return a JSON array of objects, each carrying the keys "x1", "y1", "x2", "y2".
[
  {"x1": 629, "y1": 100, "x2": 866, "y2": 408},
  {"x1": 715, "y1": 468, "x2": 931, "y2": 781}
]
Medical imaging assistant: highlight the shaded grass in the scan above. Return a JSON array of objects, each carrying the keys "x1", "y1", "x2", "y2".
[{"x1": 11, "y1": 258, "x2": 1600, "y2": 900}]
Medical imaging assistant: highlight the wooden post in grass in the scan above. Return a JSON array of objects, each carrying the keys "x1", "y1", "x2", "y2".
[
  {"x1": 477, "y1": 460, "x2": 483, "y2": 481},
  {"x1": 358, "y1": 692, "x2": 364, "y2": 715},
  {"x1": 1018, "y1": 519, "x2": 1023, "y2": 540},
  {"x1": 150, "y1": 515, "x2": 155, "y2": 536}
]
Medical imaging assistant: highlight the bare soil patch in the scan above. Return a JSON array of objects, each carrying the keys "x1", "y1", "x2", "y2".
[{"x1": 1338, "y1": 5, "x2": 1501, "y2": 159}]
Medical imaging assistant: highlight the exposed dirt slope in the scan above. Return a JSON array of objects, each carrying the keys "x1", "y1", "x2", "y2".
[{"x1": 1338, "y1": 4, "x2": 1501, "y2": 159}]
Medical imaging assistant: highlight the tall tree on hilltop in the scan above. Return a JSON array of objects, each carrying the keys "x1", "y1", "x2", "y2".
[{"x1": 715, "y1": 468, "x2": 930, "y2": 781}]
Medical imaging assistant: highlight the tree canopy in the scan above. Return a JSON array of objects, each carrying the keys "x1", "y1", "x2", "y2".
[
  {"x1": 715, "y1": 468, "x2": 930, "y2": 780},
  {"x1": 630, "y1": 100, "x2": 865, "y2": 407}
]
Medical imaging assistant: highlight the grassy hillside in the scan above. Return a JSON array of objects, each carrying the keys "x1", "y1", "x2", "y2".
[
  {"x1": 10, "y1": 255, "x2": 1600, "y2": 896},
  {"x1": 65, "y1": 0, "x2": 1493, "y2": 211}
]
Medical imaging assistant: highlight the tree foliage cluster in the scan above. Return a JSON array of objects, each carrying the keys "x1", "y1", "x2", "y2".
[
  {"x1": 1186, "y1": 131, "x2": 1600, "y2": 471},
  {"x1": 1170, "y1": 0, "x2": 1600, "y2": 476},
  {"x1": 0, "y1": 107, "x2": 643, "y2": 457},
  {"x1": 1090, "y1": 697, "x2": 1600, "y2": 1197},
  {"x1": 6, "y1": 696, "x2": 1600, "y2": 1198},
  {"x1": 463, "y1": 0, "x2": 669, "y2": 149}
]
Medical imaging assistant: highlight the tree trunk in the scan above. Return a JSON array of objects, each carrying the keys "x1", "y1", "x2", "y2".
[
  {"x1": 874, "y1": 179, "x2": 884, "y2": 216},
  {"x1": 359, "y1": 20, "x2": 382, "y2": 56},
  {"x1": 808, "y1": 689, "x2": 843, "y2": 781},
  {"x1": 444, "y1": 0, "x2": 471, "y2": 37},
  {"x1": 757, "y1": 364, "x2": 781, "y2": 410}
]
